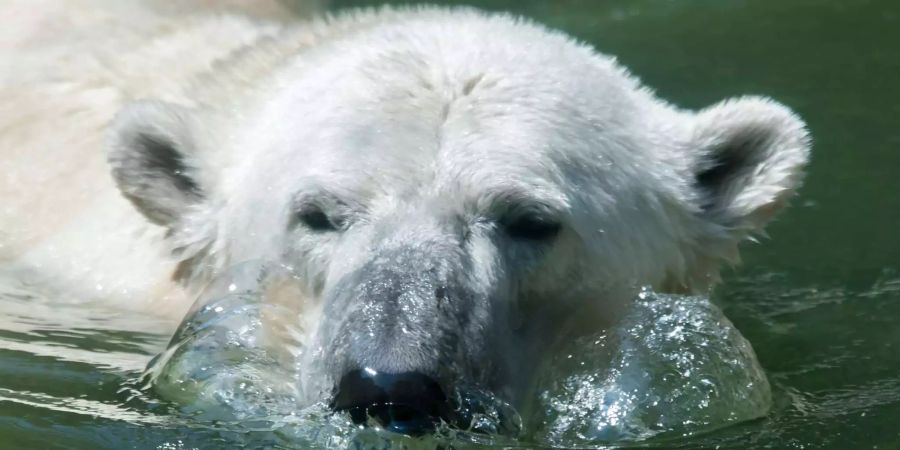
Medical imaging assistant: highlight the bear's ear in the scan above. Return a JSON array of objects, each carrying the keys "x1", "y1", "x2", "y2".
[
  {"x1": 108, "y1": 100, "x2": 205, "y2": 227},
  {"x1": 689, "y1": 96, "x2": 810, "y2": 234}
]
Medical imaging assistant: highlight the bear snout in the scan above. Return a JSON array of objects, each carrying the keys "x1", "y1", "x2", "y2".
[
  {"x1": 315, "y1": 242, "x2": 510, "y2": 433},
  {"x1": 331, "y1": 368, "x2": 454, "y2": 435}
]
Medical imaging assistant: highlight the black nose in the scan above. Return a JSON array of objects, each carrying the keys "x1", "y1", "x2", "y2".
[{"x1": 331, "y1": 369, "x2": 451, "y2": 435}]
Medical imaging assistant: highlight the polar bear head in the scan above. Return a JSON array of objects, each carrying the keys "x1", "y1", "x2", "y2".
[{"x1": 108, "y1": 9, "x2": 808, "y2": 432}]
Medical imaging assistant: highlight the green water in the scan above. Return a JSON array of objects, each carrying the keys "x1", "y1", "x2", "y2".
[{"x1": 2, "y1": 0, "x2": 899, "y2": 448}]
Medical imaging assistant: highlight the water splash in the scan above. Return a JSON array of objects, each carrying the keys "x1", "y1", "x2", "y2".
[
  {"x1": 142, "y1": 263, "x2": 770, "y2": 448},
  {"x1": 532, "y1": 287, "x2": 771, "y2": 446}
]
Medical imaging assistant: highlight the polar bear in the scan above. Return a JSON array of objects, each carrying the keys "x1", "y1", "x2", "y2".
[{"x1": 0, "y1": 4, "x2": 809, "y2": 433}]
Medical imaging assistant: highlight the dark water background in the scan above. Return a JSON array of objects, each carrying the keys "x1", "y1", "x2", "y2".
[{"x1": 2, "y1": 0, "x2": 899, "y2": 448}]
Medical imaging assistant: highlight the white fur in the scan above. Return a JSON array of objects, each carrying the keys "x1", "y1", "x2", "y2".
[{"x1": 0, "y1": 4, "x2": 809, "y2": 332}]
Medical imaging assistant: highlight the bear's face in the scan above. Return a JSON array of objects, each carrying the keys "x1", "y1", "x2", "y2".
[{"x1": 108, "y1": 12, "x2": 808, "y2": 429}]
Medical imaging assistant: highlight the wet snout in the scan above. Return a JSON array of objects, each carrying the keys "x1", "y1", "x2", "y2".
[
  {"x1": 332, "y1": 368, "x2": 452, "y2": 434},
  {"x1": 321, "y1": 238, "x2": 487, "y2": 434}
]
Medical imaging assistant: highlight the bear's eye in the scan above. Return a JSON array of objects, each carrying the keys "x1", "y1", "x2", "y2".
[
  {"x1": 503, "y1": 214, "x2": 561, "y2": 241},
  {"x1": 297, "y1": 206, "x2": 341, "y2": 232}
]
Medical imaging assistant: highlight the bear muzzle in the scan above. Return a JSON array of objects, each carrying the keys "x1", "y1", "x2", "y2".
[
  {"x1": 331, "y1": 368, "x2": 456, "y2": 435},
  {"x1": 317, "y1": 241, "x2": 513, "y2": 435}
]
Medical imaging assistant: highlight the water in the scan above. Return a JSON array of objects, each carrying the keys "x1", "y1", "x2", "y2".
[
  {"x1": 532, "y1": 290, "x2": 770, "y2": 445},
  {"x1": 3, "y1": 0, "x2": 900, "y2": 448}
]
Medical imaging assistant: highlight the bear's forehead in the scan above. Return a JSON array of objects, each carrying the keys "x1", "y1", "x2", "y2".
[
  {"x1": 254, "y1": 74, "x2": 584, "y2": 171},
  {"x1": 244, "y1": 90, "x2": 623, "y2": 218},
  {"x1": 236, "y1": 15, "x2": 658, "y2": 212},
  {"x1": 283, "y1": 135, "x2": 568, "y2": 211},
  {"x1": 240, "y1": 104, "x2": 572, "y2": 215}
]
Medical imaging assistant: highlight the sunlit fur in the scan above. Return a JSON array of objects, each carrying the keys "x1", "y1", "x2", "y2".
[{"x1": 0, "y1": 4, "x2": 809, "y2": 401}]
